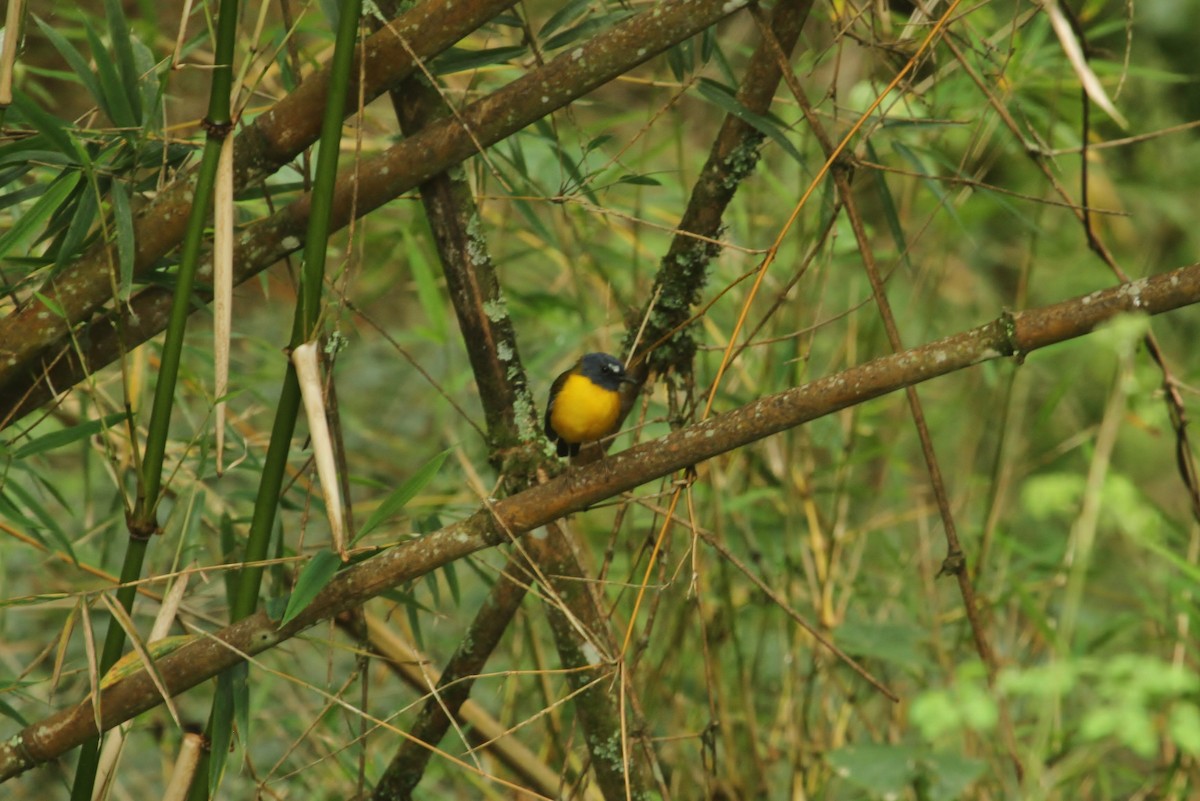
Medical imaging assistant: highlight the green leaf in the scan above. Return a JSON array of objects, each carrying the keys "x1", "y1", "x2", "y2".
[
  {"x1": 219, "y1": 512, "x2": 240, "y2": 609},
  {"x1": 83, "y1": 18, "x2": 136, "y2": 128},
  {"x1": 54, "y1": 177, "x2": 99, "y2": 269},
  {"x1": 110, "y1": 180, "x2": 135, "y2": 301},
  {"x1": 379, "y1": 587, "x2": 434, "y2": 616},
  {"x1": 1170, "y1": 703, "x2": 1200, "y2": 755},
  {"x1": 0, "y1": 170, "x2": 82, "y2": 262},
  {"x1": 0, "y1": 695, "x2": 30, "y2": 726},
  {"x1": 910, "y1": 671, "x2": 998, "y2": 741},
  {"x1": 9, "y1": 90, "x2": 82, "y2": 160},
  {"x1": 538, "y1": 0, "x2": 591, "y2": 39},
  {"x1": 921, "y1": 751, "x2": 987, "y2": 801},
  {"x1": 708, "y1": 30, "x2": 736, "y2": 85},
  {"x1": 543, "y1": 14, "x2": 630, "y2": 52},
  {"x1": 998, "y1": 661, "x2": 1080, "y2": 697},
  {"x1": 11, "y1": 411, "x2": 131, "y2": 459},
  {"x1": 827, "y1": 744, "x2": 918, "y2": 795},
  {"x1": 132, "y1": 35, "x2": 164, "y2": 132},
  {"x1": 356, "y1": 449, "x2": 450, "y2": 541},
  {"x1": 695, "y1": 78, "x2": 805, "y2": 165},
  {"x1": 231, "y1": 661, "x2": 251, "y2": 763},
  {"x1": 433, "y1": 45, "x2": 526, "y2": 76},
  {"x1": 406, "y1": 593, "x2": 423, "y2": 648},
  {"x1": 443, "y1": 560, "x2": 460, "y2": 606},
  {"x1": 0, "y1": 145, "x2": 73, "y2": 170},
  {"x1": 33, "y1": 16, "x2": 105, "y2": 111},
  {"x1": 583, "y1": 133, "x2": 613, "y2": 154},
  {"x1": 615, "y1": 173, "x2": 661, "y2": 187},
  {"x1": 2, "y1": 478, "x2": 74, "y2": 563},
  {"x1": 0, "y1": 181, "x2": 44, "y2": 211},
  {"x1": 104, "y1": 0, "x2": 143, "y2": 123},
  {"x1": 867, "y1": 139, "x2": 913, "y2": 274},
  {"x1": 835, "y1": 620, "x2": 927, "y2": 673},
  {"x1": 401, "y1": 227, "x2": 447, "y2": 341},
  {"x1": 666, "y1": 39, "x2": 692, "y2": 82},
  {"x1": 209, "y1": 667, "x2": 235, "y2": 792},
  {"x1": 424, "y1": 569, "x2": 441, "y2": 608},
  {"x1": 31, "y1": 293, "x2": 64, "y2": 321},
  {"x1": 892, "y1": 140, "x2": 965, "y2": 231},
  {"x1": 280, "y1": 549, "x2": 343, "y2": 625},
  {"x1": 0, "y1": 489, "x2": 50, "y2": 544}
]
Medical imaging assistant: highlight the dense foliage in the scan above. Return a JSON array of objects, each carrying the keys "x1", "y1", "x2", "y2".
[{"x1": 0, "y1": 0, "x2": 1198, "y2": 798}]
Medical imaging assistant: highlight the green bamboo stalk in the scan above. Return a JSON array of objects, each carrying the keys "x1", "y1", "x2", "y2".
[
  {"x1": 68, "y1": 0, "x2": 240, "y2": 798},
  {"x1": 236, "y1": 0, "x2": 362, "y2": 630},
  {"x1": 188, "y1": 1, "x2": 362, "y2": 797}
]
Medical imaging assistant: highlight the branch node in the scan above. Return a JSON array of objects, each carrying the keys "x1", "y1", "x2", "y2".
[
  {"x1": 998, "y1": 308, "x2": 1025, "y2": 364},
  {"x1": 937, "y1": 549, "x2": 966, "y2": 578},
  {"x1": 201, "y1": 118, "x2": 234, "y2": 139}
]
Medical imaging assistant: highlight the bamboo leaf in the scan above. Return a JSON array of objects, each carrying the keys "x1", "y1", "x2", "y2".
[
  {"x1": 867, "y1": 140, "x2": 913, "y2": 273},
  {"x1": 544, "y1": 13, "x2": 631, "y2": 52},
  {"x1": 2, "y1": 478, "x2": 74, "y2": 563},
  {"x1": 32, "y1": 16, "x2": 105, "y2": 112},
  {"x1": 356, "y1": 449, "x2": 450, "y2": 541},
  {"x1": 12, "y1": 411, "x2": 131, "y2": 459},
  {"x1": 616, "y1": 173, "x2": 662, "y2": 187},
  {"x1": 0, "y1": 489, "x2": 50, "y2": 544},
  {"x1": 0, "y1": 180, "x2": 44, "y2": 211},
  {"x1": 132, "y1": 35, "x2": 163, "y2": 131},
  {"x1": 9, "y1": 90, "x2": 82, "y2": 160},
  {"x1": 695, "y1": 78, "x2": 804, "y2": 165},
  {"x1": 402, "y1": 227, "x2": 447, "y2": 341},
  {"x1": 32, "y1": 291, "x2": 67, "y2": 319},
  {"x1": 280, "y1": 549, "x2": 342, "y2": 625},
  {"x1": 54, "y1": 178, "x2": 99, "y2": 270},
  {"x1": 103, "y1": 0, "x2": 143, "y2": 123},
  {"x1": 0, "y1": 145, "x2": 73, "y2": 170},
  {"x1": 433, "y1": 45, "x2": 526, "y2": 76},
  {"x1": 82, "y1": 18, "x2": 136, "y2": 128},
  {"x1": 443, "y1": 559, "x2": 460, "y2": 606},
  {"x1": 0, "y1": 170, "x2": 82, "y2": 262},
  {"x1": 538, "y1": 0, "x2": 591, "y2": 38},
  {"x1": 0, "y1": 695, "x2": 30, "y2": 727},
  {"x1": 891, "y1": 141, "x2": 964, "y2": 231},
  {"x1": 209, "y1": 668, "x2": 235, "y2": 790},
  {"x1": 110, "y1": 180, "x2": 135, "y2": 301}
]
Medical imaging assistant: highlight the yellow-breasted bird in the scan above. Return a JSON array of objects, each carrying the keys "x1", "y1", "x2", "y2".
[{"x1": 544, "y1": 352, "x2": 635, "y2": 457}]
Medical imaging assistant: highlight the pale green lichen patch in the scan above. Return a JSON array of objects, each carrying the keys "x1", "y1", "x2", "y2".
[{"x1": 482, "y1": 296, "x2": 509, "y2": 323}]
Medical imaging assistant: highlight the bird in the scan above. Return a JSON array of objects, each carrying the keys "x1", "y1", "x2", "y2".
[{"x1": 544, "y1": 352, "x2": 636, "y2": 457}]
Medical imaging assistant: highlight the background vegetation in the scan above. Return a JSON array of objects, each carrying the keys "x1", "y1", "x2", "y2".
[{"x1": 0, "y1": 0, "x2": 1198, "y2": 798}]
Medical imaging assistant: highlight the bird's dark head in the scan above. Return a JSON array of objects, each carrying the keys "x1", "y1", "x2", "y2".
[{"x1": 578, "y1": 352, "x2": 634, "y2": 391}]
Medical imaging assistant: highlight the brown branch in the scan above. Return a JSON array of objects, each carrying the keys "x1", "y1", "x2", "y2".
[
  {"x1": 748, "y1": 0, "x2": 1012, "y2": 734},
  {"x1": 4, "y1": 262, "x2": 1198, "y2": 784},
  {"x1": 385, "y1": 66, "x2": 534, "y2": 457},
  {"x1": 0, "y1": 0, "x2": 518, "y2": 393},
  {"x1": 357, "y1": 565, "x2": 537, "y2": 798},
  {"x1": 372, "y1": 43, "x2": 657, "y2": 796},
  {"x1": 0, "y1": 0, "x2": 756, "y2": 428},
  {"x1": 368, "y1": 55, "x2": 548, "y2": 798},
  {"x1": 625, "y1": 0, "x2": 814, "y2": 378},
  {"x1": 340, "y1": 611, "x2": 571, "y2": 797},
  {"x1": 938, "y1": 25, "x2": 1200, "y2": 528},
  {"x1": 534, "y1": 530, "x2": 658, "y2": 799}
]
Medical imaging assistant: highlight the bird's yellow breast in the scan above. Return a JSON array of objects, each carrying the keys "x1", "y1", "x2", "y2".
[{"x1": 549, "y1": 372, "x2": 622, "y2": 444}]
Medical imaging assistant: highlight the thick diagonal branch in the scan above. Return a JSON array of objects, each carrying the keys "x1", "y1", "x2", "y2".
[
  {"x1": 3, "y1": 262, "x2": 1197, "y2": 783},
  {"x1": 0, "y1": 0, "x2": 754, "y2": 426}
]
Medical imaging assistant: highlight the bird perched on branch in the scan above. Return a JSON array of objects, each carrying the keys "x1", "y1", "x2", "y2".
[{"x1": 544, "y1": 352, "x2": 636, "y2": 457}]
